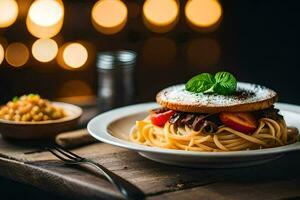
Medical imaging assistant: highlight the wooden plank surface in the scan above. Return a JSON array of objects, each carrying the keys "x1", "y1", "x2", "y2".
[{"x1": 1, "y1": 135, "x2": 300, "y2": 200}]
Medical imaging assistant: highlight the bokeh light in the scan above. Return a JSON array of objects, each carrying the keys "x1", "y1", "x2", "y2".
[
  {"x1": 187, "y1": 38, "x2": 221, "y2": 70},
  {"x1": 0, "y1": 44, "x2": 4, "y2": 64},
  {"x1": 91, "y1": 0, "x2": 127, "y2": 35},
  {"x1": 29, "y1": 0, "x2": 63, "y2": 27},
  {"x1": 143, "y1": 0, "x2": 179, "y2": 33},
  {"x1": 32, "y1": 38, "x2": 58, "y2": 62},
  {"x1": 26, "y1": 0, "x2": 64, "y2": 38},
  {"x1": 5, "y1": 43, "x2": 29, "y2": 67},
  {"x1": 0, "y1": 0, "x2": 19, "y2": 28},
  {"x1": 62, "y1": 43, "x2": 88, "y2": 69},
  {"x1": 142, "y1": 37, "x2": 176, "y2": 68},
  {"x1": 185, "y1": 0, "x2": 222, "y2": 32}
]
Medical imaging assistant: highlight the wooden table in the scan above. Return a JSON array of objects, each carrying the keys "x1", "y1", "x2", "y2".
[{"x1": 1, "y1": 135, "x2": 300, "y2": 200}]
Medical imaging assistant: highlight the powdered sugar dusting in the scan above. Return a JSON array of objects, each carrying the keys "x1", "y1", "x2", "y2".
[{"x1": 158, "y1": 82, "x2": 277, "y2": 107}]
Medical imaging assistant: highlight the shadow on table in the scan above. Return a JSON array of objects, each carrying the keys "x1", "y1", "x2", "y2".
[
  {"x1": 0, "y1": 176, "x2": 71, "y2": 200},
  {"x1": 212, "y1": 151, "x2": 300, "y2": 183}
]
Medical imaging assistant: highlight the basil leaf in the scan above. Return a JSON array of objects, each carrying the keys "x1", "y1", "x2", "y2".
[
  {"x1": 12, "y1": 96, "x2": 19, "y2": 102},
  {"x1": 214, "y1": 71, "x2": 237, "y2": 95},
  {"x1": 185, "y1": 73, "x2": 215, "y2": 93},
  {"x1": 185, "y1": 71, "x2": 237, "y2": 95}
]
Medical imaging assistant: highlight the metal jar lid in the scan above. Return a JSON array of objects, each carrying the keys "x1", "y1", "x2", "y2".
[{"x1": 96, "y1": 50, "x2": 137, "y2": 70}]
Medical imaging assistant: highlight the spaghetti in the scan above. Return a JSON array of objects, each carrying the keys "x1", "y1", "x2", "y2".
[{"x1": 130, "y1": 117, "x2": 299, "y2": 152}]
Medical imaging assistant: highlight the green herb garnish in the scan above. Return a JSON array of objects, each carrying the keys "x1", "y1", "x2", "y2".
[
  {"x1": 185, "y1": 73, "x2": 215, "y2": 93},
  {"x1": 12, "y1": 96, "x2": 19, "y2": 102},
  {"x1": 28, "y1": 93, "x2": 37, "y2": 98},
  {"x1": 185, "y1": 71, "x2": 237, "y2": 95}
]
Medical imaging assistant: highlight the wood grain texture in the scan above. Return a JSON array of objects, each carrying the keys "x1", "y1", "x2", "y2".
[
  {"x1": 1, "y1": 135, "x2": 300, "y2": 200},
  {"x1": 149, "y1": 179, "x2": 300, "y2": 200}
]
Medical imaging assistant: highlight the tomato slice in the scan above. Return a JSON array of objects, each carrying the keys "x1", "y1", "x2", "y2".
[
  {"x1": 219, "y1": 112, "x2": 258, "y2": 134},
  {"x1": 150, "y1": 110, "x2": 176, "y2": 127}
]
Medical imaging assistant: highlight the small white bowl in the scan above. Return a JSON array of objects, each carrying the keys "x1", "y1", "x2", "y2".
[{"x1": 0, "y1": 102, "x2": 82, "y2": 140}]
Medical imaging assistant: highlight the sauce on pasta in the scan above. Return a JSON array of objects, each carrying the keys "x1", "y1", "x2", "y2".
[{"x1": 130, "y1": 112, "x2": 298, "y2": 152}]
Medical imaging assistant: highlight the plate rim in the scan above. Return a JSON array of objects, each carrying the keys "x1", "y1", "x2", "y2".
[{"x1": 87, "y1": 102, "x2": 300, "y2": 158}]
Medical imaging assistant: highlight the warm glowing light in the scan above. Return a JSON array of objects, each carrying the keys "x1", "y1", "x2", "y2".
[
  {"x1": 26, "y1": 0, "x2": 64, "y2": 38},
  {"x1": 0, "y1": 44, "x2": 4, "y2": 64},
  {"x1": 5, "y1": 43, "x2": 29, "y2": 67},
  {"x1": 62, "y1": 43, "x2": 88, "y2": 69},
  {"x1": 143, "y1": 0, "x2": 179, "y2": 33},
  {"x1": 91, "y1": 0, "x2": 127, "y2": 35},
  {"x1": 142, "y1": 37, "x2": 176, "y2": 68},
  {"x1": 32, "y1": 38, "x2": 58, "y2": 62},
  {"x1": 185, "y1": 0, "x2": 222, "y2": 32},
  {"x1": 29, "y1": 0, "x2": 63, "y2": 26},
  {"x1": 187, "y1": 38, "x2": 221, "y2": 69},
  {"x1": 0, "y1": 0, "x2": 19, "y2": 28}
]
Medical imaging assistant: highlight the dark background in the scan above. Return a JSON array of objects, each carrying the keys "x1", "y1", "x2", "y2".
[
  {"x1": 0, "y1": 0, "x2": 299, "y2": 105},
  {"x1": 0, "y1": 0, "x2": 300, "y2": 199}
]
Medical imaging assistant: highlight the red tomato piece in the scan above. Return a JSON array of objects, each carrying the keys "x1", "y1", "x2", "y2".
[
  {"x1": 150, "y1": 110, "x2": 176, "y2": 127},
  {"x1": 219, "y1": 112, "x2": 258, "y2": 134}
]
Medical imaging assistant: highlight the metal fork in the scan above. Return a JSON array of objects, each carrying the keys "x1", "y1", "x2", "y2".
[{"x1": 46, "y1": 146, "x2": 145, "y2": 200}]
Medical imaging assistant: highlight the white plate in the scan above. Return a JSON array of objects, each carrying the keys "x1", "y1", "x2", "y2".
[{"x1": 87, "y1": 102, "x2": 300, "y2": 168}]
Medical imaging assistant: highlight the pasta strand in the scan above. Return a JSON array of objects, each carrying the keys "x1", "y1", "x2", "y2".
[{"x1": 130, "y1": 118, "x2": 298, "y2": 152}]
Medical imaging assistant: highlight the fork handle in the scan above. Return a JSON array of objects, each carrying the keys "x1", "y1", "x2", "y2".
[{"x1": 83, "y1": 160, "x2": 145, "y2": 200}]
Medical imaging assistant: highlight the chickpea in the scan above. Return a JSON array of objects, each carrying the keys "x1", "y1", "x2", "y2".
[
  {"x1": 18, "y1": 101, "x2": 25, "y2": 107},
  {"x1": 32, "y1": 106, "x2": 40, "y2": 114},
  {"x1": 11, "y1": 103, "x2": 18, "y2": 109},
  {"x1": 44, "y1": 106, "x2": 54, "y2": 115},
  {"x1": 43, "y1": 115, "x2": 49, "y2": 121},
  {"x1": 0, "y1": 109, "x2": 6, "y2": 116},
  {"x1": 31, "y1": 95, "x2": 40, "y2": 103},
  {"x1": 7, "y1": 102, "x2": 14, "y2": 108},
  {"x1": 21, "y1": 115, "x2": 27, "y2": 121},
  {"x1": 0, "y1": 94, "x2": 65, "y2": 122},
  {"x1": 18, "y1": 104, "x2": 31, "y2": 115},
  {"x1": 21, "y1": 113, "x2": 32, "y2": 121},
  {"x1": 33, "y1": 114, "x2": 42, "y2": 121},
  {"x1": 20, "y1": 96, "x2": 27, "y2": 101},
  {"x1": 30, "y1": 109, "x2": 36, "y2": 116},
  {"x1": 26, "y1": 104, "x2": 33, "y2": 111},
  {"x1": 52, "y1": 111, "x2": 62, "y2": 119},
  {"x1": 4, "y1": 114, "x2": 12, "y2": 120},
  {"x1": 38, "y1": 99, "x2": 45, "y2": 107},
  {"x1": 8, "y1": 108, "x2": 14, "y2": 115},
  {"x1": 13, "y1": 114, "x2": 21, "y2": 121},
  {"x1": 1, "y1": 107, "x2": 8, "y2": 114}
]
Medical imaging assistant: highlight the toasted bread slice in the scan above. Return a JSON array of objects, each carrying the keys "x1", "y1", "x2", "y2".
[{"x1": 156, "y1": 82, "x2": 278, "y2": 113}]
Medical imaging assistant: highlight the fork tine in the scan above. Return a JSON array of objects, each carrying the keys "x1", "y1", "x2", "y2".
[
  {"x1": 47, "y1": 148, "x2": 73, "y2": 162},
  {"x1": 54, "y1": 145, "x2": 83, "y2": 159},
  {"x1": 52, "y1": 146, "x2": 79, "y2": 161}
]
